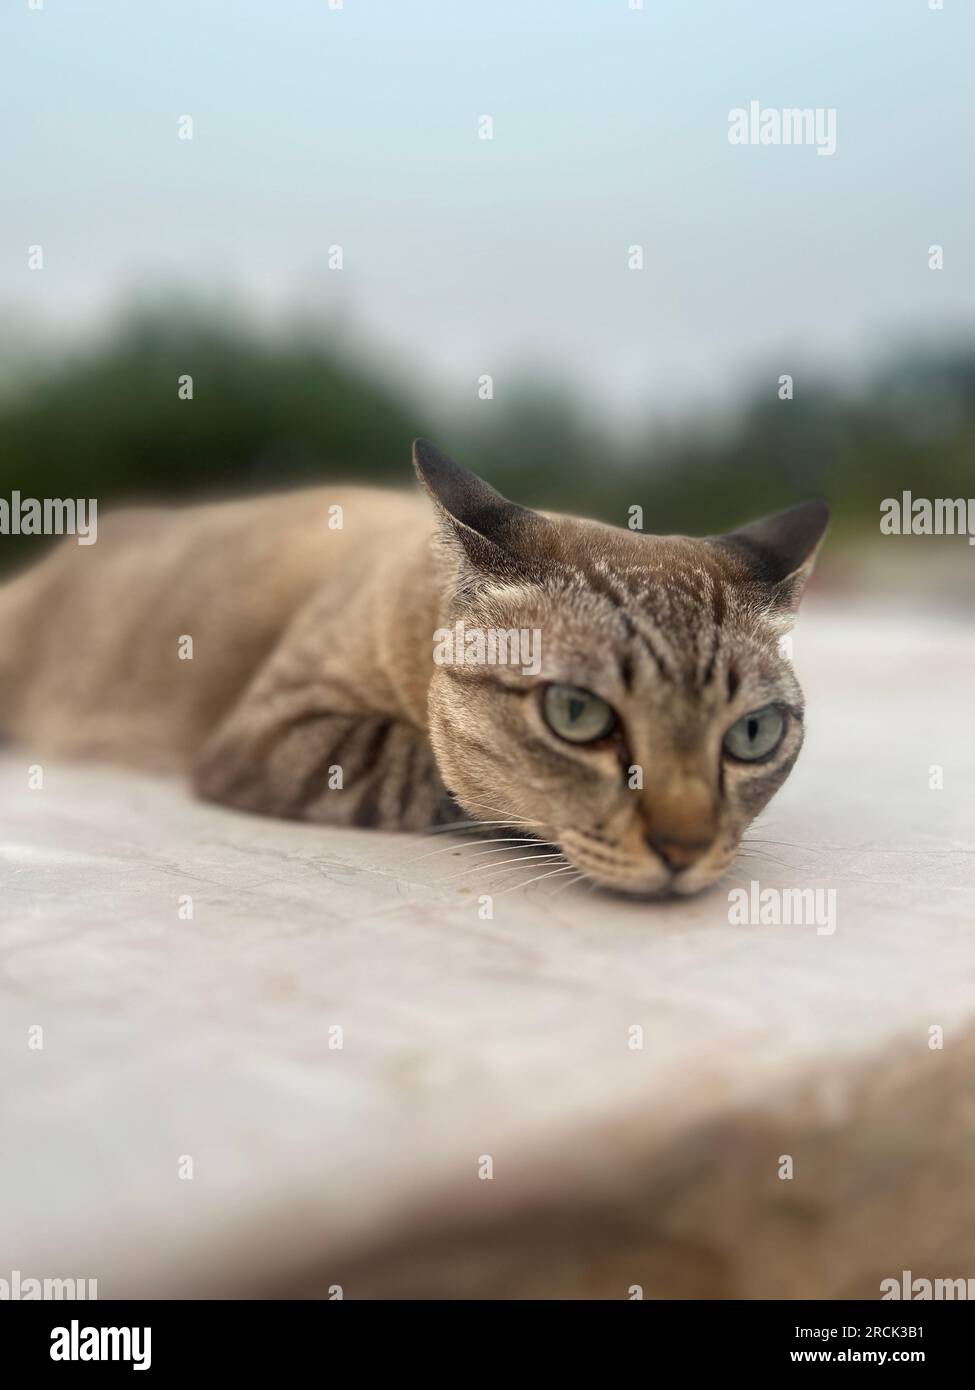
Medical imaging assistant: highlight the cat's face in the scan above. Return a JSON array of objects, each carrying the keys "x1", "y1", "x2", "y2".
[{"x1": 416, "y1": 441, "x2": 828, "y2": 899}]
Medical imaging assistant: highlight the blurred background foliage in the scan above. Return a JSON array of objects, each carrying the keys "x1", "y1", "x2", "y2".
[{"x1": 1, "y1": 305, "x2": 974, "y2": 578}]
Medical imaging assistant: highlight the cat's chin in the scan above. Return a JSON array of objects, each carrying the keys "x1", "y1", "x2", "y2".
[
  {"x1": 587, "y1": 876, "x2": 722, "y2": 901},
  {"x1": 556, "y1": 855, "x2": 676, "y2": 900},
  {"x1": 577, "y1": 873, "x2": 727, "y2": 901},
  {"x1": 556, "y1": 836, "x2": 734, "y2": 900},
  {"x1": 668, "y1": 858, "x2": 738, "y2": 898},
  {"x1": 588, "y1": 880, "x2": 680, "y2": 901}
]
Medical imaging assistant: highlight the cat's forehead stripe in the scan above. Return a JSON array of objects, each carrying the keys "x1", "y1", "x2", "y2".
[
  {"x1": 464, "y1": 545, "x2": 761, "y2": 698},
  {"x1": 578, "y1": 556, "x2": 739, "y2": 691}
]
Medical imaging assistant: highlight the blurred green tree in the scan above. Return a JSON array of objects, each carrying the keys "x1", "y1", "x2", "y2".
[{"x1": 1, "y1": 308, "x2": 973, "y2": 575}]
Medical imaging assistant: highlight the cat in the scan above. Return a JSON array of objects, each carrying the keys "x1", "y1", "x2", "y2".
[{"x1": 0, "y1": 440, "x2": 828, "y2": 896}]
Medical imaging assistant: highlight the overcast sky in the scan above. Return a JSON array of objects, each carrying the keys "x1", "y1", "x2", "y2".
[{"x1": 3, "y1": 0, "x2": 973, "y2": 424}]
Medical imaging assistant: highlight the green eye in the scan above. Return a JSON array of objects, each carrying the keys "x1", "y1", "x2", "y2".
[
  {"x1": 543, "y1": 684, "x2": 617, "y2": 744},
  {"x1": 723, "y1": 705, "x2": 785, "y2": 762}
]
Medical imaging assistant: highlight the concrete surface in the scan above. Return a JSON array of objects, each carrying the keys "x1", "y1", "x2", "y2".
[{"x1": 1, "y1": 602, "x2": 974, "y2": 1298}]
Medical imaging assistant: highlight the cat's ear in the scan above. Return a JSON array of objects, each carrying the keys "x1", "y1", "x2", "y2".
[
  {"x1": 412, "y1": 438, "x2": 550, "y2": 575},
  {"x1": 711, "y1": 499, "x2": 829, "y2": 617}
]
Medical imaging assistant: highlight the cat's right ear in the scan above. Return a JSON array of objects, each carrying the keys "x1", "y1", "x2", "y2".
[
  {"x1": 412, "y1": 439, "x2": 550, "y2": 575},
  {"x1": 710, "y1": 498, "x2": 830, "y2": 621}
]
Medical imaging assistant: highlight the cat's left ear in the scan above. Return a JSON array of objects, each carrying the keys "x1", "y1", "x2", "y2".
[
  {"x1": 412, "y1": 438, "x2": 551, "y2": 575},
  {"x1": 710, "y1": 499, "x2": 830, "y2": 618}
]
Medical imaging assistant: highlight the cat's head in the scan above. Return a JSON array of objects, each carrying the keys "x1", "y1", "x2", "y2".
[{"x1": 415, "y1": 439, "x2": 828, "y2": 898}]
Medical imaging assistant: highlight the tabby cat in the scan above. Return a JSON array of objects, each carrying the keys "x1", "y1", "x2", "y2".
[{"x1": 0, "y1": 440, "x2": 828, "y2": 896}]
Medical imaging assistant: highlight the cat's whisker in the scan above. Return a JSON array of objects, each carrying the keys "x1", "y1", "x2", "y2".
[
  {"x1": 419, "y1": 820, "x2": 485, "y2": 835},
  {"x1": 451, "y1": 797, "x2": 524, "y2": 818},
  {"x1": 453, "y1": 798, "x2": 542, "y2": 827},
  {"x1": 742, "y1": 836, "x2": 814, "y2": 852},
  {"x1": 414, "y1": 835, "x2": 548, "y2": 864},
  {"x1": 548, "y1": 870, "x2": 588, "y2": 900},
  {"x1": 480, "y1": 852, "x2": 565, "y2": 871},
  {"x1": 403, "y1": 821, "x2": 543, "y2": 870},
  {"x1": 494, "y1": 864, "x2": 575, "y2": 897},
  {"x1": 735, "y1": 847, "x2": 796, "y2": 871},
  {"x1": 438, "y1": 846, "x2": 564, "y2": 883},
  {"x1": 419, "y1": 818, "x2": 532, "y2": 837},
  {"x1": 467, "y1": 838, "x2": 558, "y2": 852},
  {"x1": 444, "y1": 855, "x2": 567, "y2": 888},
  {"x1": 418, "y1": 841, "x2": 553, "y2": 874},
  {"x1": 443, "y1": 851, "x2": 565, "y2": 884}
]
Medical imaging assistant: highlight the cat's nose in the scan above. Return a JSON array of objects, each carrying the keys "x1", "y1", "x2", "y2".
[
  {"x1": 640, "y1": 773, "x2": 717, "y2": 868},
  {"x1": 645, "y1": 833, "x2": 711, "y2": 871}
]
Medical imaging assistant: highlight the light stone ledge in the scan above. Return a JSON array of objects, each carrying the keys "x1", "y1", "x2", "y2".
[{"x1": 1, "y1": 602, "x2": 972, "y2": 1298}]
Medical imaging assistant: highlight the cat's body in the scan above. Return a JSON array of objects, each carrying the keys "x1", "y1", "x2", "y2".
[
  {"x1": 0, "y1": 442, "x2": 828, "y2": 896},
  {"x1": 0, "y1": 486, "x2": 438, "y2": 771}
]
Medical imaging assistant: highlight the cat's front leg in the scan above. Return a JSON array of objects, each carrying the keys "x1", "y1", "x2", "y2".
[{"x1": 193, "y1": 693, "x2": 459, "y2": 831}]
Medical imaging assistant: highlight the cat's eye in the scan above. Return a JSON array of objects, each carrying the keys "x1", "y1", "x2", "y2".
[
  {"x1": 723, "y1": 705, "x2": 785, "y2": 762},
  {"x1": 543, "y1": 684, "x2": 617, "y2": 744}
]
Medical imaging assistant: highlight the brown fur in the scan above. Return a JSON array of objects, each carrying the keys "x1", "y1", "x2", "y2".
[{"x1": 0, "y1": 442, "x2": 828, "y2": 896}]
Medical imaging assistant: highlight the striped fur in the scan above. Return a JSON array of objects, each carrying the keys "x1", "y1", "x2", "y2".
[{"x1": 0, "y1": 442, "x2": 827, "y2": 896}]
